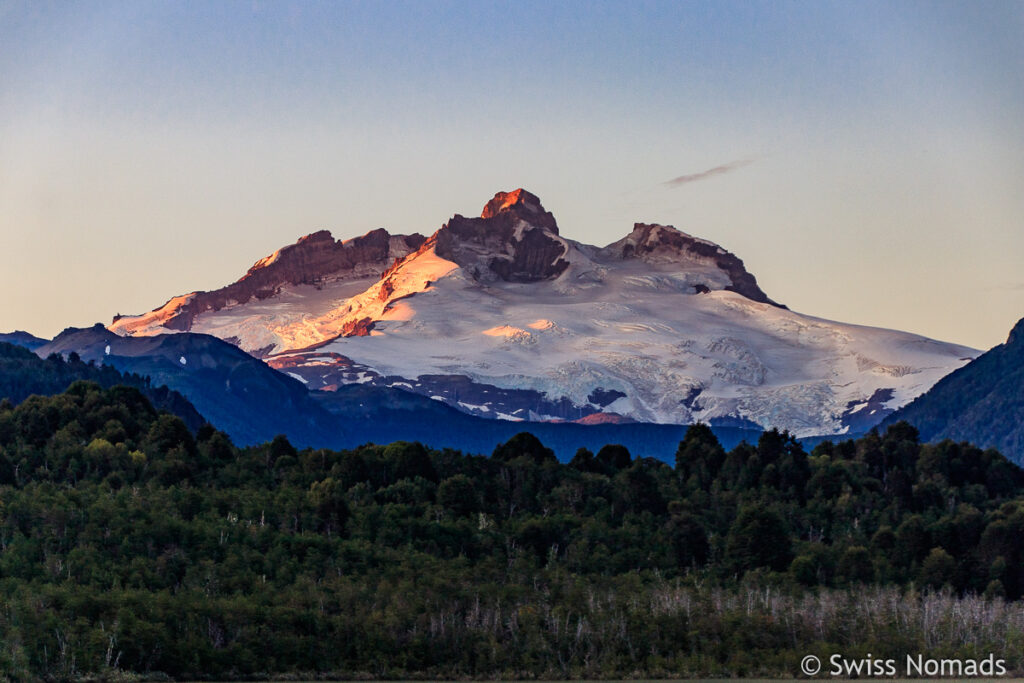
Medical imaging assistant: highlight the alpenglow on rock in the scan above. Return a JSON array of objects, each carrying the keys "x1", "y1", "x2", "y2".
[{"x1": 109, "y1": 189, "x2": 978, "y2": 436}]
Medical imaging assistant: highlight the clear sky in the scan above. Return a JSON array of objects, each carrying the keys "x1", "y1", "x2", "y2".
[{"x1": 1, "y1": 0, "x2": 1021, "y2": 350}]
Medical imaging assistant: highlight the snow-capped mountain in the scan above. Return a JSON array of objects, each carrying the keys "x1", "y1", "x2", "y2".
[{"x1": 110, "y1": 189, "x2": 978, "y2": 436}]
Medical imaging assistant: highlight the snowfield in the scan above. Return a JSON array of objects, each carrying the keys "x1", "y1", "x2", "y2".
[{"x1": 293, "y1": 245, "x2": 975, "y2": 435}]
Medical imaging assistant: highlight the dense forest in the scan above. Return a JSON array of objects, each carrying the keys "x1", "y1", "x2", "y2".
[
  {"x1": 0, "y1": 342, "x2": 203, "y2": 432},
  {"x1": 3, "y1": 380, "x2": 1024, "y2": 680}
]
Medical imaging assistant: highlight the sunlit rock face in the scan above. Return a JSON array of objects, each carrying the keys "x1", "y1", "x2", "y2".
[
  {"x1": 108, "y1": 188, "x2": 979, "y2": 435},
  {"x1": 110, "y1": 228, "x2": 426, "y2": 352},
  {"x1": 434, "y1": 189, "x2": 570, "y2": 283}
]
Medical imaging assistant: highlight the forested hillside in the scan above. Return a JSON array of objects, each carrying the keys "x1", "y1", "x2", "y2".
[
  {"x1": 2, "y1": 382, "x2": 1024, "y2": 679},
  {"x1": 884, "y1": 317, "x2": 1024, "y2": 463},
  {"x1": 0, "y1": 341, "x2": 203, "y2": 430}
]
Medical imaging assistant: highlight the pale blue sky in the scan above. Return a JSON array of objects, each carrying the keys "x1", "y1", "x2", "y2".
[{"x1": 1, "y1": 1, "x2": 1022, "y2": 348}]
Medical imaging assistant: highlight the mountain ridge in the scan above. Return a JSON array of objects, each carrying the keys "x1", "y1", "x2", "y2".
[
  {"x1": 111, "y1": 228, "x2": 426, "y2": 351},
  {"x1": 882, "y1": 316, "x2": 1024, "y2": 462},
  {"x1": 0, "y1": 330, "x2": 48, "y2": 350},
  {"x1": 0, "y1": 339, "x2": 205, "y2": 431},
  {"x1": 38, "y1": 325, "x2": 340, "y2": 446},
  {"x1": 32, "y1": 325, "x2": 769, "y2": 458}
]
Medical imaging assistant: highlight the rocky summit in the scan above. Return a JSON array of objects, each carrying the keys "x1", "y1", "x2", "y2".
[{"x1": 433, "y1": 188, "x2": 570, "y2": 283}]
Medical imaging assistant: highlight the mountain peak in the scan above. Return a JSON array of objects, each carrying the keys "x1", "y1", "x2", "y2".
[
  {"x1": 297, "y1": 229, "x2": 335, "y2": 244},
  {"x1": 432, "y1": 189, "x2": 568, "y2": 282},
  {"x1": 1007, "y1": 317, "x2": 1024, "y2": 347},
  {"x1": 600, "y1": 223, "x2": 783, "y2": 308},
  {"x1": 622, "y1": 223, "x2": 723, "y2": 255},
  {"x1": 478, "y1": 189, "x2": 559, "y2": 233},
  {"x1": 482, "y1": 189, "x2": 543, "y2": 218}
]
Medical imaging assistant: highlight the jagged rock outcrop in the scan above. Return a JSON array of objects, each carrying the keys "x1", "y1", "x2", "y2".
[
  {"x1": 238, "y1": 228, "x2": 426, "y2": 291},
  {"x1": 111, "y1": 229, "x2": 425, "y2": 334},
  {"x1": 434, "y1": 189, "x2": 570, "y2": 282},
  {"x1": 601, "y1": 223, "x2": 783, "y2": 307},
  {"x1": 480, "y1": 189, "x2": 559, "y2": 229}
]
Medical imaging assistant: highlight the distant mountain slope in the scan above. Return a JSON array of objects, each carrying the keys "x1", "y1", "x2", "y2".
[
  {"x1": 0, "y1": 331, "x2": 48, "y2": 350},
  {"x1": 883, "y1": 317, "x2": 1024, "y2": 462},
  {"x1": 312, "y1": 383, "x2": 763, "y2": 458},
  {"x1": 37, "y1": 325, "x2": 343, "y2": 446},
  {"x1": 0, "y1": 341, "x2": 204, "y2": 430},
  {"x1": 33, "y1": 327, "x2": 762, "y2": 459},
  {"x1": 110, "y1": 188, "x2": 978, "y2": 436}
]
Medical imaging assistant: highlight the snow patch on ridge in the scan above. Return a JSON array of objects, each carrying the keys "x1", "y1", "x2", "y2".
[
  {"x1": 251, "y1": 248, "x2": 284, "y2": 271},
  {"x1": 268, "y1": 246, "x2": 459, "y2": 350},
  {"x1": 483, "y1": 325, "x2": 532, "y2": 341},
  {"x1": 110, "y1": 293, "x2": 199, "y2": 337}
]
